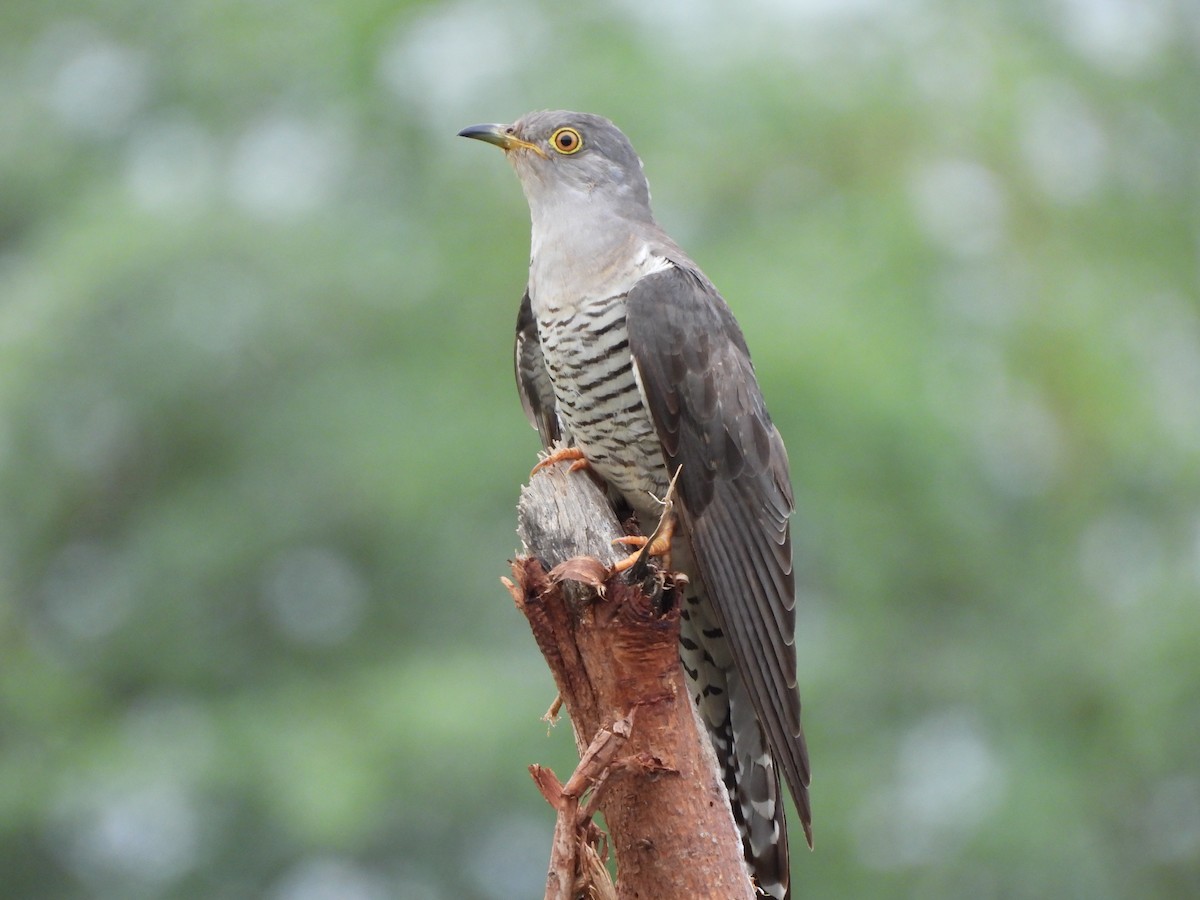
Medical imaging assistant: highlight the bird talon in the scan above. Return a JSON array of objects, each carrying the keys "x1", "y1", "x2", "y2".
[
  {"x1": 531, "y1": 447, "x2": 588, "y2": 477},
  {"x1": 611, "y1": 535, "x2": 648, "y2": 549},
  {"x1": 610, "y1": 467, "x2": 683, "y2": 574},
  {"x1": 611, "y1": 533, "x2": 673, "y2": 574}
]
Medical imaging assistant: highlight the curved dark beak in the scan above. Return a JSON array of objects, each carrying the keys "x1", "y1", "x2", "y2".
[
  {"x1": 458, "y1": 123, "x2": 546, "y2": 158},
  {"x1": 457, "y1": 123, "x2": 509, "y2": 147}
]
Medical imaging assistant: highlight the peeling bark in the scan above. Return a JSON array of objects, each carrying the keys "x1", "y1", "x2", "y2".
[{"x1": 504, "y1": 461, "x2": 755, "y2": 900}]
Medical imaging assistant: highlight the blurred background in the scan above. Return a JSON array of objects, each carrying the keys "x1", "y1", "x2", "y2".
[{"x1": 1, "y1": 1, "x2": 1198, "y2": 898}]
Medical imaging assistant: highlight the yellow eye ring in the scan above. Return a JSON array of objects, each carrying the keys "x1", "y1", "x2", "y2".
[{"x1": 550, "y1": 127, "x2": 583, "y2": 155}]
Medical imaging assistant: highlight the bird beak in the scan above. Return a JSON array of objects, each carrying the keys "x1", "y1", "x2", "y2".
[{"x1": 458, "y1": 123, "x2": 547, "y2": 158}]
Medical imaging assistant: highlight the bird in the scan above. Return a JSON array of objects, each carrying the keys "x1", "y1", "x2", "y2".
[{"x1": 459, "y1": 110, "x2": 811, "y2": 900}]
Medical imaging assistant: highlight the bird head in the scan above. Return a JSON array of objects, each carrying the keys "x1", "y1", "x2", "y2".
[{"x1": 458, "y1": 110, "x2": 655, "y2": 226}]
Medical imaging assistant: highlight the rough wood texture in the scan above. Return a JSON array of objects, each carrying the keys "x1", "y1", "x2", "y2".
[{"x1": 508, "y1": 460, "x2": 755, "y2": 900}]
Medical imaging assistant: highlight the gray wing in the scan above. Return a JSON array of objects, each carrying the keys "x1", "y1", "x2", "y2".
[
  {"x1": 626, "y1": 264, "x2": 812, "y2": 844},
  {"x1": 514, "y1": 289, "x2": 560, "y2": 448}
]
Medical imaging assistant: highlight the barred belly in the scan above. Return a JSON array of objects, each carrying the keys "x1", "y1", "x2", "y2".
[{"x1": 537, "y1": 292, "x2": 668, "y2": 514}]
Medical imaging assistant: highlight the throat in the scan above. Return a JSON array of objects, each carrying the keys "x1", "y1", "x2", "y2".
[{"x1": 528, "y1": 233, "x2": 670, "y2": 317}]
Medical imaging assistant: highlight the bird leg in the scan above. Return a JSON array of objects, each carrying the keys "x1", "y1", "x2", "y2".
[
  {"x1": 610, "y1": 466, "x2": 681, "y2": 574},
  {"x1": 610, "y1": 519, "x2": 675, "y2": 574},
  {"x1": 531, "y1": 446, "x2": 591, "y2": 477}
]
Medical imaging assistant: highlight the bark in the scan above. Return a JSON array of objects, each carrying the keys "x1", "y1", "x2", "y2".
[{"x1": 504, "y1": 460, "x2": 755, "y2": 900}]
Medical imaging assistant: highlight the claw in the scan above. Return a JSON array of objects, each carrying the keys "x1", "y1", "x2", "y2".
[
  {"x1": 610, "y1": 465, "x2": 682, "y2": 575},
  {"x1": 531, "y1": 446, "x2": 589, "y2": 477},
  {"x1": 611, "y1": 535, "x2": 650, "y2": 549},
  {"x1": 610, "y1": 528, "x2": 674, "y2": 574}
]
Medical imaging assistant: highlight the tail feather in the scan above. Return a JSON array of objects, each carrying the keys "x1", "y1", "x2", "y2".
[{"x1": 680, "y1": 590, "x2": 791, "y2": 900}]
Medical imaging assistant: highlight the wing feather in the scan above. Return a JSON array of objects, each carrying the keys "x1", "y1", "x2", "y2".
[
  {"x1": 514, "y1": 289, "x2": 560, "y2": 447},
  {"x1": 626, "y1": 264, "x2": 812, "y2": 844}
]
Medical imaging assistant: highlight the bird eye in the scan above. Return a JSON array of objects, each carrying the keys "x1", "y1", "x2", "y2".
[{"x1": 550, "y1": 127, "x2": 583, "y2": 155}]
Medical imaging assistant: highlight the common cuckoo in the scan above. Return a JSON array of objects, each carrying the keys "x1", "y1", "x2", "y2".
[{"x1": 459, "y1": 110, "x2": 811, "y2": 899}]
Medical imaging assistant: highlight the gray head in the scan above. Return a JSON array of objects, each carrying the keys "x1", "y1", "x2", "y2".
[{"x1": 458, "y1": 110, "x2": 656, "y2": 228}]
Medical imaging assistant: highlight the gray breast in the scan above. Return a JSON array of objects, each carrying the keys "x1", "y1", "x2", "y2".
[{"x1": 536, "y1": 291, "x2": 668, "y2": 511}]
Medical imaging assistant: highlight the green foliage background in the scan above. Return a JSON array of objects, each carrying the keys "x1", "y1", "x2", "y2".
[{"x1": 2, "y1": 2, "x2": 1198, "y2": 897}]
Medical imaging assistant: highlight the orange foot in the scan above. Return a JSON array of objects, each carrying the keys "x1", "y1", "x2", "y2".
[
  {"x1": 531, "y1": 447, "x2": 591, "y2": 477},
  {"x1": 609, "y1": 466, "x2": 683, "y2": 575},
  {"x1": 611, "y1": 513, "x2": 676, "y2": 574}
]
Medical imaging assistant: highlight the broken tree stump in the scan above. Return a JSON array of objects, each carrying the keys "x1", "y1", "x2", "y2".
[{"x1": 504, "y1": 459, "x2": 755, "y2": 900}]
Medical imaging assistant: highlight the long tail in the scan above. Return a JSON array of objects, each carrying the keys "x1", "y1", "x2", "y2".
[{"x1": 680, "y1": 588, "x2": 791, "y2": 900}]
